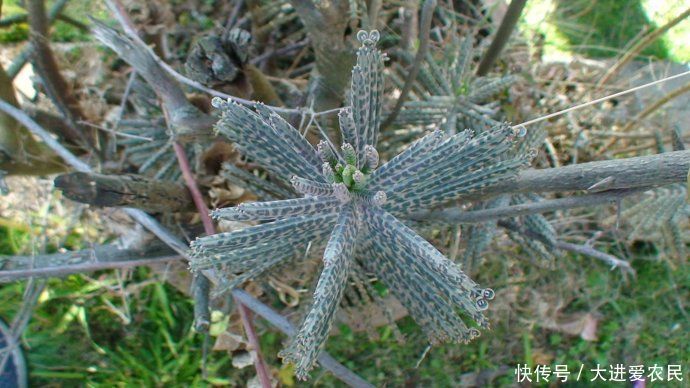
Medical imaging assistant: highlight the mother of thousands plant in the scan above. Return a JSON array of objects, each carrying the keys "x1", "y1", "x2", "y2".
[{"x1": 191, "y1": 30, "x2": 534, "y2": 379}]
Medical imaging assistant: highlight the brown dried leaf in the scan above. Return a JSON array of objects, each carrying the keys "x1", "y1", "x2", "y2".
[{"x1": 213, "y1": 331, "x2": 246, "y2": 352}]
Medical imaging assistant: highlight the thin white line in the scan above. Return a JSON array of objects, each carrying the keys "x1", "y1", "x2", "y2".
[{"x1": 515, "y1": 69, "x2": 690, "y2": 128}]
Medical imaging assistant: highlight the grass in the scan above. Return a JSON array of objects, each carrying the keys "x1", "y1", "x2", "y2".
[
  {"x1": 521, "y1": 0, "x2": 690, "y2": 62},
  {"x1": 0, "y1": 0, "x2": 98, "y2": 43},
  {"x1": 6, "y1": 215, "x2": 685, "y2": 386},
  {"x1": 1, "y1": 0, "x2": 689, "y2": 385}
]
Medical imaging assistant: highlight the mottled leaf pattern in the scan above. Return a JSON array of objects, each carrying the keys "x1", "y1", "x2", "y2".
[
  {"x1": 189, "y1": 30, "x2": 534, "y2": 380},
  {"x1": 618, "y1": 184, "x2": 689, "y2": 259},
  {"x1": 213, "y1": 99, "x2": 323, "y2": 182},
  {"x1": 388, "y1": 35, "x2": 517, "y2": 132},
  {"x1": 349, "y1": 30, "x2": 385, "y2": 166},
  {"x1": 212, "y1": 196, "x2": 340, "y2": 221},
  {"x1": 280, "y1": 203, "x2": 359, "y2": 379},
  {"x1": 221, "y1": 162, "x2": 292, "y2": 200}
]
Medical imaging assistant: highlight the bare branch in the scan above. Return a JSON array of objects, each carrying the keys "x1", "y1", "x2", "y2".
[
  {"x1": 497, "y1": 221, "x2": 635, "y2": 275},
  {"x1": 381, "y1": 0, "x2": 436, "y2": 130},
  {"x1": 27, "y1": 0, "x2": 93, "y2": 147},
  {"x1": 289, "y1": 0, "x2": 354, "y2": 111},
  {"x1": 90, "y1": 19, "x2": 215, "y2": 141},
  {"x1": 54, "y1": 172, "x2": 194, "y2": 213},
  {"x1": 6, "y1": 0, "x2": 68, "y2": 79},
  {"x1": 555, "y1": 240, "x2": 635, "y2": 275},
  {"x1": 598, "y1": 5, "x2": 690, "y2": 86},
  {"x1": 474, "y1": 150, "x2": 690, "y2": 197},
  {"x1": 1, "y1": 244, "x2": 179, "y2": 282},
  {"x1": 476, "y1": 0, "x2": 527, "y2": 76},
  {"x1": 410, "y1": 188, "x2": 646, "y2": 223}
]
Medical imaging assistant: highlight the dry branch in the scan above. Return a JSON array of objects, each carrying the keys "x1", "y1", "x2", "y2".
[
  {"x1": 0, "y1": 243, "x2": 178, "y2": 282},
  {"x1": 6, "y1": 0, "x2": 68, "y2": 79},
  {"x1": 27, "y1": 0, "x2": 93, "y2": 148},
  {"x1": 233, "y1": 289, "x2": 376, "y2": 388},
  {"x1": 289, "y1": 0, "x2": 354, "y2": 111},
  {"x1": 598, "y1": 5, "x2": 690, "y2": 86},
  {"x1": 476, "y1": 0, "x2": 527, "y2": 76},
  {"x1": 381, "y1": 0, "x2": 436, "y2": 130},
  {"x1": 90, "y1": 19, "x2": 215, "y2": 141},
  {"x1": 475, "y1": 150, "x2": 690, "y2": 197},
  {"x1": 54, "y1": 172, "x2": 194, "y2": 212},
  {"x1": 412, "y1": 188, "x2": 646, "y2": 223},
  {"x1": 497, "y1": 221, "x2": 635, "y2": 274}
]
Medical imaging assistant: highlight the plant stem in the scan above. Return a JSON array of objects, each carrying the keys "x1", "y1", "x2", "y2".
[
  {"x1": 27, "y1": 0, "x2": 93, "y2": 148},
  {"x1": 411, "y1": 188, "x2": 645, "y2": 223},
  {"x1": 233, "y1": 289, "x2": 375, "y2": 388},
  {"x1": 476, "y1": 0, "x2": 527, "y2": 76},
  {"x1": 171, "y1": 140, "x2": 272, "y2": 388},
  {"x1": 380, "y1": 0, "x2": 436, "y2": 130},
  {"x1": 497, "y1": 221, "x2": 634, "y2": 274},
  {"x1": 473, "y1": 150, "x2": 690, "y2": 198},
  {"x1": 1, "y1": 244, "x2": 179, "y2": 282}
]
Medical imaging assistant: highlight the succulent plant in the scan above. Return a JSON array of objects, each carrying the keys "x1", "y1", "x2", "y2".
[
  {"x1": 388, "y1": 34, "x2": 518, "y2": 133},
  {"x1": 462, "y1": 126, "x2": 560, "y2": 269},
  {"x1": 190, "y1": 30, "x2": 531, "y2": 379}
]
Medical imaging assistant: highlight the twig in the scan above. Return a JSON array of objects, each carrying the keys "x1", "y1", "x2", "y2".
[
  {"x1": 90, "y1": 19, "x2": 216, "y2": 140},
  {"x1": 476, "y1": 0, "x2": 527, "y2": 76},
  {"x1": 78, "y1": 120, "x2": 152, "y2": 140},
  {"x1": 27, "y1": 0, "x2": 93, "y2": 148},
  {"x1": 380, "y1": 0, "x2": 436, "y2": 130},
  {"x1": 497, "y1": 221, "x2": 635, "y2": 275},
  {"x1": 0, "y1": 318, "x2": 27, "y2": 387},
  {"x1": 597, "y1": 81, "x2": 690, "y2": 156},
  {"x1": 113, "y1": 70, "x2": 138, "y2": 131},
  {"x1": 55, "y1": 13, "x2": 88, "y2": 31},
  {"x1": 1, "y1": 244, "x2": 179, "y2": 282},
  {"x1": 410, "y1": 188, "x2": 646, "y2": 223},
  {"x1": 0, "y1": 99, "x2": 91, "y2": 171},
  {"x1": 555, "y1": 241, "x2": 635, "y2": 274},
  {"x1": 250, "y1": 38, "x2": 309, "y2": 66},
  {"x1": 6, "y1": 0, "x2": 68, "y2": 80},
  {"x1": 472, "y1": 150, "x2": 690, "y2": 197},
  {"x1": 171, "y1": 139, "x2": 272, "y2": 388},
  {"x1": 225, "y1": 0, "x2": 244, "y2": 29},
  {"x1": 598, "y1": 6, "x2": 690, "y2": 86},
  {"x1": 0, "y1": 278, "x2": 46, "y2": 375},
  {"x1": 289, "y1": 0, "x2": 354, "y2": 111}
]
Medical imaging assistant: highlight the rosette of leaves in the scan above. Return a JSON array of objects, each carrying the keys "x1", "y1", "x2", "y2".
[
  {"x1": 114, "y1": 79, "x2": 203, "y2": 181},
  {"x1": 463, "y1": 127, "x2": 559, "y2": 270},
  {"x1": 388, "y1": 35, "x2": 517, "y2": 133},
  {"x1": 618, "y1": 183, "x2": 689, "y2": 260},
  {"x1": 118, "y1": 124, "x2": 195, "y2": 181},
  {"x1": 191, "y1": 30, "x2": 531, "y2": 379},
  {"x1": 614, "y1": 134, "x2": 689, "y2": 260}
]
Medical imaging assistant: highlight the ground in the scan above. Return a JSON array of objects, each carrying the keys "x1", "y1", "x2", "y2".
[{"x1": 1, "y1": 0, "x2": 689, "y2": 386}]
